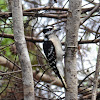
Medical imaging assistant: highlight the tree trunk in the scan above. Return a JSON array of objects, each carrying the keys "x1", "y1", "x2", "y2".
[
  {"x1": 11, "y1": 0, "x2": 35, "y2": 100},
  {"x1": 64, "y1": 0, "x2": 81, "y2": 100},
  {"x1": 92, "y1": 42, "x2": 100, "y2": 100}
]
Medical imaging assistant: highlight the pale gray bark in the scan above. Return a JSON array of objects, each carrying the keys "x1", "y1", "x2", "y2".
[
  {"x1": 64, "y1": 0, "x2": 81, "y2": 100},
  {"x1": 12, "y1": 0, "x2": 35, "y2": 100},
  {"x1": 92, "y1": 43, "x2": 100, "y2": 100}
]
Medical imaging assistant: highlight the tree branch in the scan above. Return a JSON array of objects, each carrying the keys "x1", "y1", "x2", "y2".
[
  {"x1": 0, "y1": 12, "x2": 67, "y2": 19},
  {"x1": 0, "y1": 56, "x2": 65, "y2": 88},
  {"x1": 81, "y1": 3, "x2": 100, "y2": 25},
  {"x1": 0, "y1": 33, "x2": 100, "y2": 44},
  {"x1": 0, "y1": 6, "x2": 98, "y2": 19}
]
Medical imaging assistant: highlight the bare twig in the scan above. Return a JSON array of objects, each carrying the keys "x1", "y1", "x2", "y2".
[
  {"x1": 81, "y1": 3, "x2": 100, "y2": 25},
  {"x1": 78, "y1": 71, "x2": 95, "y2": 88}
]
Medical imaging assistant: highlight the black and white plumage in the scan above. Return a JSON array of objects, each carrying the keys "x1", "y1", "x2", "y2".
[{"x1": 43, "y1": 26, "x2": 67, "y2": 90}]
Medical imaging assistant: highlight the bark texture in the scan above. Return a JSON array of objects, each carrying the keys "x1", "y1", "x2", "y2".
[
  {"x1": 64, "y1": 0, "x2": 81, "y2": 100},
  {"x1": 11, "y1": 0, "x2": 35, "y2": 100},
  {"x1": 92, "y1": 43, "x2": 100, "y2": 100}
]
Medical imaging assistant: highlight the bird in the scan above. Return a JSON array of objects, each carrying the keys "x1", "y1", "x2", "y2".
[{"x1": 43, "y1": 26, "x2": 67, "y2": 90}]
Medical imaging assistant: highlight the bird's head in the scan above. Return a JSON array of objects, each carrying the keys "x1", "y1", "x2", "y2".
[{"x1": 43, "y1": 26, "x2": 60, "y2": 36}]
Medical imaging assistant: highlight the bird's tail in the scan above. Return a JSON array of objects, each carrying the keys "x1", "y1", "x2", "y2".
[
  {"x1": 56, "y1": 61, "x2": 67, "y2": 90},
  {"x1": 53, "y1": 67, "x2": 67, "y2": 90},
  {"x1": 58, "y1": 72, "x2": 67, "y2": 91}
]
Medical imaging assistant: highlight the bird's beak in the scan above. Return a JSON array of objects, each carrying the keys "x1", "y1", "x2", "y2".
[{"x1": 53, "y1": 27, "x2": 61, "y2": 31}]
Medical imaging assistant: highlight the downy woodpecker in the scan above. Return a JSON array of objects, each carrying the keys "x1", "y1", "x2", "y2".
[{"x1": 43, "y1": 26, "x2": 67, "y2": 90}]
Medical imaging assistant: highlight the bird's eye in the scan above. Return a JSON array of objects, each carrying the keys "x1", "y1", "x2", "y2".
[
  {"x1": 43, "y1": 28, "x2": 52, "y2": 33},
  {"x1": 49, "y1": 28, "x2": 53, "y2": 31},
  {"x1": 43, "y1": 29, "x2": 49, "y2": 33}
]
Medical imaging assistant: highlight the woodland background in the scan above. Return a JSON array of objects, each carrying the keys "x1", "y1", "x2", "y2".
[{"x1": 0, "y1": 0, "x2": 100, "y2": 100}]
